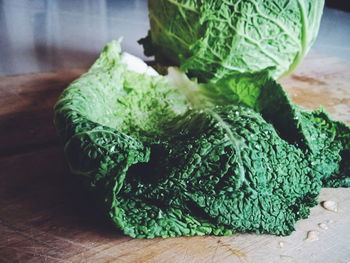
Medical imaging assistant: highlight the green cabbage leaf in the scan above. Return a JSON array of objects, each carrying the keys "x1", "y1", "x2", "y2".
[{"x1": 54, "y1": 41, "x2": 349, "y2": 238}]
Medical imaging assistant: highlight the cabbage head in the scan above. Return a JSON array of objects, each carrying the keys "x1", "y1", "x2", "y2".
[{"x1": 140, "y1": 0, "x2": 325, "y2": 81}]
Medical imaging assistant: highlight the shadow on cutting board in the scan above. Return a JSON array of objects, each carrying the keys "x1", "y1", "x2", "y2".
[{"x1": 0, "y1": 63, "x2": 129, "y2": 261}]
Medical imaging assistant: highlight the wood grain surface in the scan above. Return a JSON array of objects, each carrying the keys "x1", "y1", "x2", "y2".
[{"x1": 0, "y1": 53, "x2": 349, "y2": 263}]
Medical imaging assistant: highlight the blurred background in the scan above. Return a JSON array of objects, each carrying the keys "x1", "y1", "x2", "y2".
[
  {"x1": 326, "y1": 0, "x2": 350, "y2": 12},
  {"x1": 0, "y1": 0, "x2": 349, "y2": 76}
]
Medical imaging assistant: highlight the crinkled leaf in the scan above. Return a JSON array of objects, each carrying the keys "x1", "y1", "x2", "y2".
[{"x1": 54, "y1": 41, "x2": 349, "y2": 239}]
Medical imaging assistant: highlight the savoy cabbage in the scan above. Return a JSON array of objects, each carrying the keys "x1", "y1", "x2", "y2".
[
  {"x1": 139, "y1": 0, "x2": 325, "y2": 81},
  {"x1": 54, "y1": 41, "x2": 350, "y2": 238}
]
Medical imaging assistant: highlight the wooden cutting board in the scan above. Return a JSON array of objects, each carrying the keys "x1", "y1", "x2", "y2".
[{"x1": 0, "y1": 52, "x2": 349, "y2": 263}]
